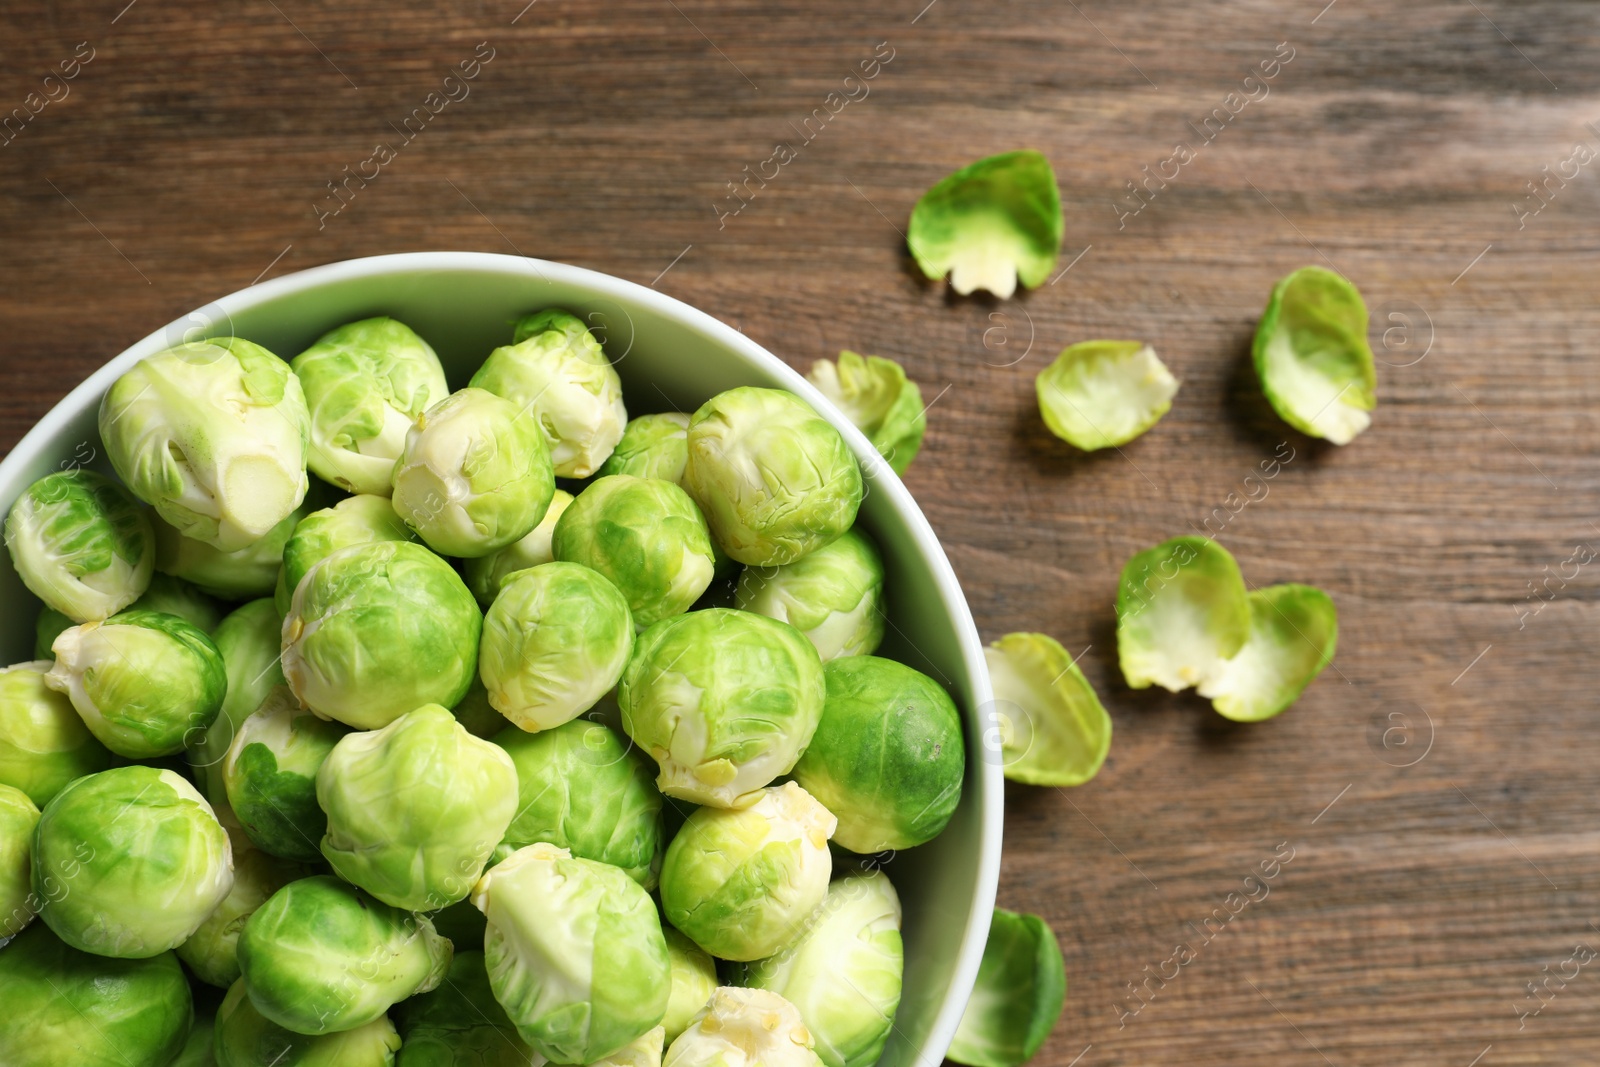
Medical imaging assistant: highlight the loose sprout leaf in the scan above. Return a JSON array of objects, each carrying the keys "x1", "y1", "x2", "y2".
[
  {"x1": 1116, "y1": 536, "x2": 1250, "y2": 692},
  {"x1": 984, "y1": 633, "x2": 1112, "y2": 787},
  {"x1": 1035, "y1": 341, "x2": 1179, "y2": 451},
  {"x1": 947, "y1": 909, "x2": 1066, "y2": 1067},
  {"x1": 1199, "y1": 583, "x2": 1338, "y2": 722},
  {"x1": 907, "y1": 150, "x2": 1063, "y2": 299},
  {"x1": 1252, "y1": 266, "x2": 1377, "y2": 445},
  {"x1": 806, "y1": 352, "x2": 926, "y2": 475}
]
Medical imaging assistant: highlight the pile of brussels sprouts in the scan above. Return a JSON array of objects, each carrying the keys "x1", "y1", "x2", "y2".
[{"x1": 0, "y1": 311, "x2": 972, "y2": 1067}]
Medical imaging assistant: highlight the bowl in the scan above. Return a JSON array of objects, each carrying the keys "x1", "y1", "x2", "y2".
[{"x1": 0, "y1": 250, "x2": 1001, "y2": 1064}]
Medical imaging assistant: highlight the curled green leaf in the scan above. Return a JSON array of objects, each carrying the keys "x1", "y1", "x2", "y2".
[
  {"x1": 1036, "y1": 341, "x2": 1178, "y2": 450},
  {"x1": 907, "y1": 150, "x2": 1062, "y2": 299},
  {"x1": 1253, "y1": 266, "x2": 1376, "y2": 445}
]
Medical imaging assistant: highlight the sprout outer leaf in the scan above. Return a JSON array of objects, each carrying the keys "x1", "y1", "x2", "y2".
[
  {"x1": 906, "y1": 150, "x2": 1063, "y2": 299},
  {"x1": 1115, "y1": 536, "x2": 1250, "y2": 693},
  {"x1": 984, "y1": 632, "x2": 1111, "y2": 787},
  {"x1": 947, "y1": 908, "x2": 1066, "y2": 1067},
  {"x1": 1199, "y1": 583, "x2": 1338, "y2": 722},
  {"x1": 1252, "y1": 266, "x2": 1377, "y2": 445},
  {"x1": 1035, "y1": 341, "x2": 1179, "y2": 451}
]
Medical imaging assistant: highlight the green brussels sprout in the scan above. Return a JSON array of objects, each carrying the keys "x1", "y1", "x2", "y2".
[
  {"x1": 34, "y1": 765, "x2": 233, "y2": 957},
  {"x1": 0, "y1": 922, "x2": 193, "y2": 1067},
  {"x1": 600, "y1": 413, "x2": 691, "y2": 483},
  {"x1": 191, "y1": 599, "x2": 287, "y2": 808},
  {"x1": 791, "y1": 656, "x2": 963, "y2": 853},
  {"x1": 663, "y1": 987, "x2": 822, "y2": 1067},
  {"x1": 479, "y1": 562, "x2": 636, "y2": 732},
  {"x1": 99, "y1": 338, "x2": 311, "y2": 553},
  {"x1": 392, "y1": 950, "x2": 535, "y2": 1066},
  {"x1": 806, "y1": 353, "x2": 925, "y2": 475},
  {"x1": 494, "y1": 718, "x2": 662, "y2": 887},
  {"x1": 1035, "y1": 341, "x2": 1179, "y2": 451},
  {"x1": 984, "y1": 632, "x2": 1112, "y2": 787},
  {"x1": 177, "y1": 846, "x2": 306, "y2": 988},
  {"x1": 222, "y1": 687, "x2": 347, "y2": 863},
  {"x1": 391, "y1": 387, "x2": 556, "y2": 559},
  {"x1": 462, "y1": 488, "x2": 574, "y2": 608},
  {"x1": 282, "y1": 540, "x2": 482, "y2": 730},
  {"x1": 291, "y1": 316, "x2": 451, "y2": 496},
  {"x1": 683, "y1": 388, "x2": 863, "y2": 568},
  {"x1": 594, "y1": 1027, "x2": 666, "y2": 1067},
  {"x1": 238, "y1": 875, "x2": 451, "y2": 1036},
  {"x1": 1116, "y1": 536, "x2": 1250, "y2": 692},
  {"x1": 154, "y1": 504, "x2": 304, "y2": 600},
  {"x1": 620, "y1": 608, "x2": 825, "y2": 808},
  {"x1": 172, "y1": 1002, "x2": 217, "y2": 1067},
  {"x1": 742, "y1": 871, "x2": 903, "y2": 1067},
  {"x1": 473, "y1": 842, "x2": 670, "y2": 1062},
  {"x1": 45, "y1": 609, "x2": 227, "y2": 759},
  {"x1": 274, "y1": 494, "x2": 418, "y2": 614},
  {"x1": 660, "y1": 782, "x2": 836, "y2": 962},
  {"x1": 662, "y1": 927, "x2": 719, "y2": 1043},
  {"x1": 947, "y1": 909, "x2": 1066, "y2": 1067},
  {"x1": 906, "y1": 150, "x2": 1063, "y2": 299},
  {"x1": 319, "y1": 704, "x2": 517, "y2": 911},
  {"x1": 132, "y1": 572, "x2": 227, "y2": 632},
  {"x1": 215, "y1": 978, "x2": 403, "y2": 1066},
  {"x1": 1197, "y1": 583, "x2": 1339, "y2": 722},
  {"x1": 0, "y1": 659, "x2": 112, "y2": 805},
  {"x1": 0, "y1": 783, "x2": 40, "y2": 937},
  {"x1": 1253, "y1": 266, "x2": 1376, "y2": 445},
  {"x1": 734, "y1": 529, "x2": 884, "y2": 662},
  {"x1": 472, "y1": 309, "x2": 629, "y2": 479},
  {"x1": 552, "y1": 476, "x2": 716, "y2": 628},
  {"x1": 4, "y1": 469, "x2": 154, "y2": 622}
]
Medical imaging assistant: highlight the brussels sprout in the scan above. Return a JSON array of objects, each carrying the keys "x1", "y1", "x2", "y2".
[
  {"x1": 663, "y1": 987, "x2": 821, "y2": 1067},
  {"x1": 392, "y1": 950, "x2": 535, "y2": 1066},
  {"x1": 984, "y1": 632, "x2": 1112, "y2": 787},
  {"x1": 600, "y1": 412, "x2": 692, "y2": 483},
  {"x1": 494, "y1": 718, "x2": 662, "y2": 887},
  {"x1": 791, "y1": 656, "x2": 963, "y2": 853},
  {"x1": 0, "y1": 783, "x2": 40, "y2": 937},
  {"x1": 620, "y1": 608, "x2": 825, "y2": 808},
  {"x1": 734, "y1": 529, "x2": 884, "y2": 662},
  {"x1": 0, "y1": 922, "x2": 193, "y2": 1067},
  {"x1": 553, "y1": 476, "x2": 716, "y2": 627},
  {"x1": 479, "y1": 562, "x2": 636, "y2": 732},
  {"x1": 595, "y1": 1027, "x2": 667, "y2": 1067},
  {"x1": 222, "y1": 687, "x2": 347, "y2": 863},
  {"x1": 683, "y1": 388, "x2": 862, "y2": 568},
  {"x1": 177, "y1": 846, "x2": 305, "y2": 988},
  {"x1": 319, "y1": 704, "x2": 517, "y2": 911},
  {"x1": 0, "y1": 659, "x2": 112, "y2": 805},
  {"x1": 906, "y1": 150, "x2": 1063, "y2": 299},
  {"x1": 99, "y1": 338, "x2": 310, "y2": 552},
  {"x1": 947, "y1": 909, "x2": 1066, "y2": 1067},
  {"x1": 1116, "y1": 536, "x2": 1250, "y2": 692},
  {"x1": 133, "y1": 572, "x2": 227, "y2": 631},
  {"x1": 46, "y1": 609, "x2": 227, "y2": 759},
  {"x1": 273, "y1": 494, "x2": 417, "y2": 614},
  {"x1": 660, "y1": 782, "x2": 836, "y2": 962},
  {"x1": 154, "y1": 504, "x2": 304, "y2": 600},
  {"x1": 462, "y1": 488, "x2": 574, "y2": 608},
  {"x1": 1035, "y1": 341, "x2": 1179, "y2": 451},
  {"x1": 291, "y1": 316, "x2": 451, "y2": 495},
  {"x1": 1253, "y1": 266, "x2": 1377, "y2": 445},
  {"x1": 239, "y1": 875, "x2": 451, "y2": 1036},
  {"x1": 662, "y1": 927, "x2": 719, "y2": 1043},
  {"x1": 191, "y1": 599, "x2": 287, "y2": 808},
  {"x1": 1198, "y1": 583, "x2": 1338, "y2": 722},
  {"x1": 281, "y1": 540, "x2": 482, "y2": 730},
  {"x1": 472, "y1": 842, "x2": 670, "y2": 1063},
  {"x1": 743, "y1": 871, "x2": 903, "y2": 1067},
  {"x1": 4, "y1": 469, "x2": 154, "y2": 622},
  {"x1": 34, "y1": 765, "x2": 233, "y2": 957},
  {"x1": 215, "y1": 978, "x2": 402, "y2": 1066},
  {"x1": 471, "y1": 309, "x2": 629, "y2": 479},
  {"x1": 806, "y1": 353, "x2": 925, "y2": 475},
  {"x1": 390, "y1": 387, "x2": 556, "y2": 558}
]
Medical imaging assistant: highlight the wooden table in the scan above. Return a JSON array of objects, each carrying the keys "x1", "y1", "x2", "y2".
[{"x1": 1, "y1": 1, "x2": 1593, "y2": 1063}]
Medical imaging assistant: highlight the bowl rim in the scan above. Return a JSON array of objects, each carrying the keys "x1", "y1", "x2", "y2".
[{"x1": 0, "y1": 249, "x2": 1001, "y2": 1060}]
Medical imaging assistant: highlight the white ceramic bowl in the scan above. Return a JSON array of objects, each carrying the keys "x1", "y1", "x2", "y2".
[{"x1": 0, "y1": 251, "x2": 1000, "y2": 1065}]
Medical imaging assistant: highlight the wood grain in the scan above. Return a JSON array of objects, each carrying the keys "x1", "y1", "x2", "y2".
[{"x1": 3, "y1": 1, "x2": 1598, "y2": 1063}]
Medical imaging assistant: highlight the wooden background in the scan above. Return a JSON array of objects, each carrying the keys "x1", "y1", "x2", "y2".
[{"x1": 2, "y1": 0, "x2": 1596, "y2": 1063}]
